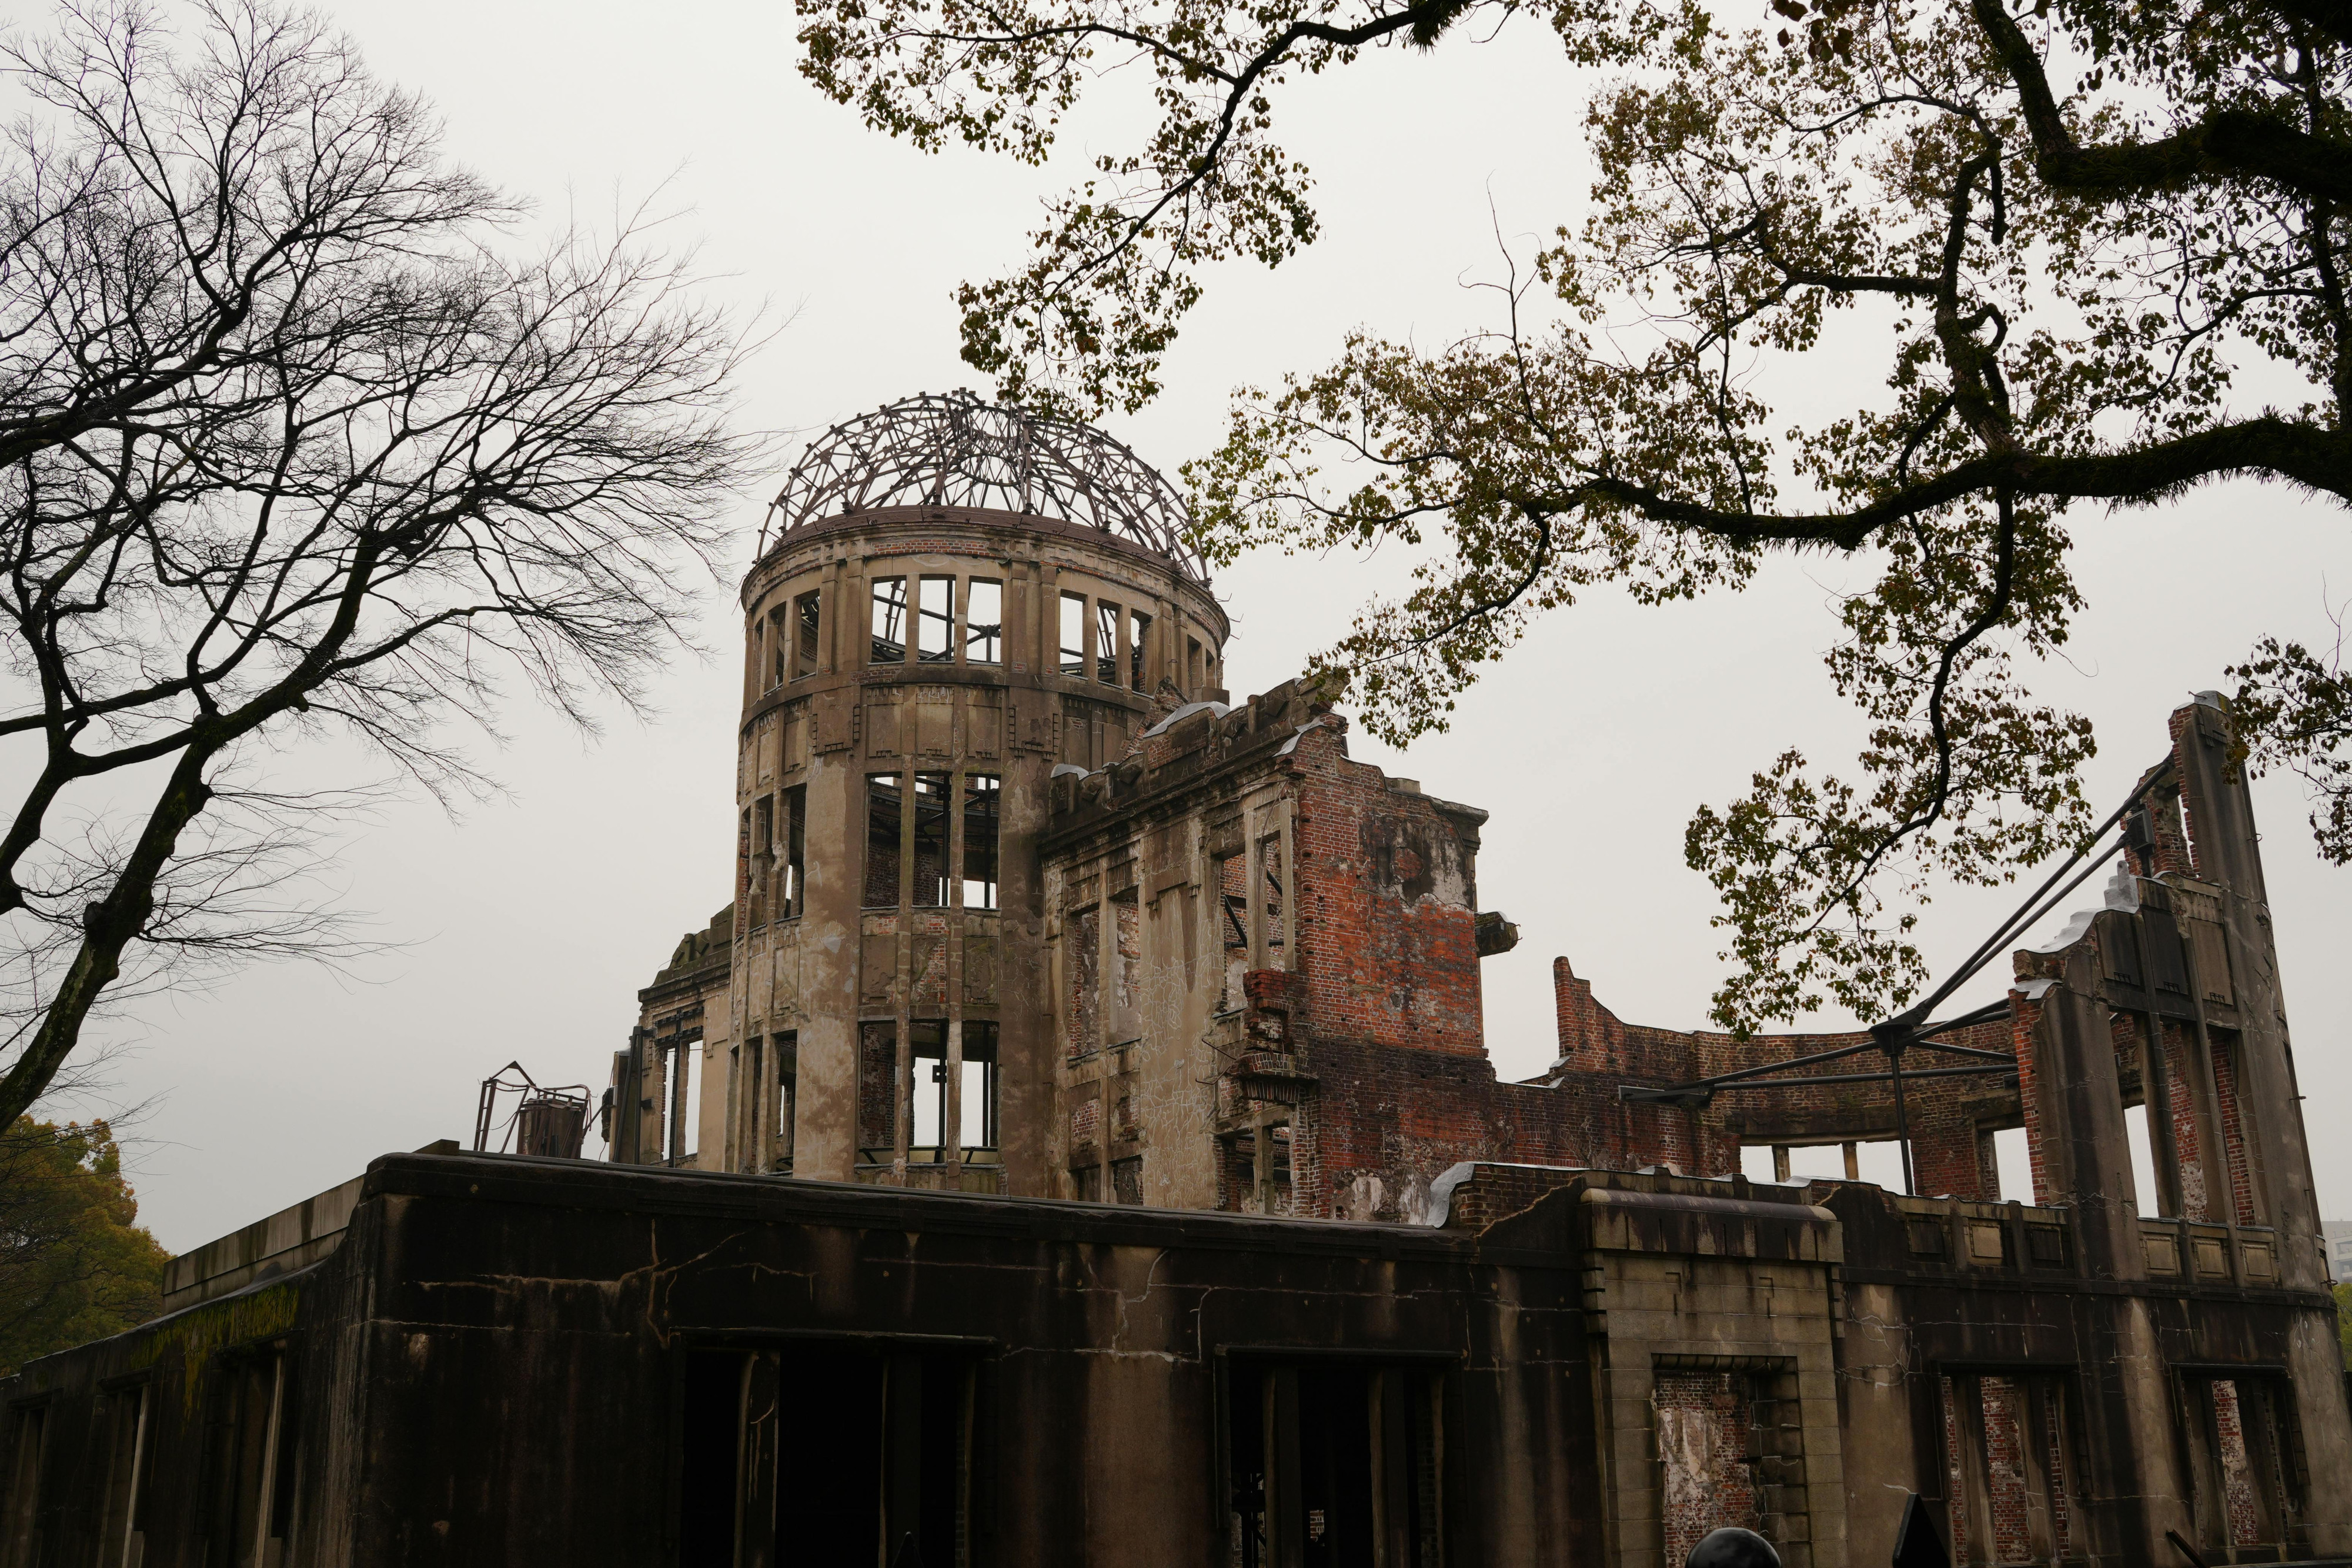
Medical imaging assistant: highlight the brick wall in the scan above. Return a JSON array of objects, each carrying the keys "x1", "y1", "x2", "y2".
[
  {"x1": 1654, "y1": 1371, "x2": 1763, "y2": 1564},
  {"x1": 1980, "y1": 1375, "x2": 2033, "y2": 1563},
  {"x1": 1287, "y1": 728, "x2": 1486, "y2": 1058},
  {"x1": 2213, "y1": 1378, "x2": 2265, "y2": 1547},
  {"x1": 2211, "y1": 1034, "x2": 2259, "y2": 1226}
]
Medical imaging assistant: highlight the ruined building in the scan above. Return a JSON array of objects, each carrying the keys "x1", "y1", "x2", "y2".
[{"x1": 4, "y1": 393, "x2": 2347, "y2": 1568}]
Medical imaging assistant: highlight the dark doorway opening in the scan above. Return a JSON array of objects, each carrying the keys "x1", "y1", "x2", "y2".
[
  {"x1": 1226, "y1": 1358, "x2": 1443, "y2": 1568},
  {"x1": 677, "y1": 1342, "x2": 974, "y2": 1568}
]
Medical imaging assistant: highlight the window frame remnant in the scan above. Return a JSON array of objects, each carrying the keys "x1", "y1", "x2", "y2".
[
  {"x1": 912, "y1": 773, "x2": 951, "y2": 909},
  {"x1": 1130, "y1": 609, "x2": 1151, "y2": 691},
  {"x1": 961, "y1": 773, "x2": 1001, "y2": 911},
  {"x1": 866, "y1": 773, "x2": 904, "y2": 910}
]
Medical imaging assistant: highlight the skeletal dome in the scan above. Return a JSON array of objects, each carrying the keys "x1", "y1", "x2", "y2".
[{"x1": 762, "y1": 390, "x2": 1205, "y2": 581}]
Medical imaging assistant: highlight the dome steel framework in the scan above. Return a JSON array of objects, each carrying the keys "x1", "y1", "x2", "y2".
[{"x1": 761, "y1": 391, "x2": 1207, "y2": 581}]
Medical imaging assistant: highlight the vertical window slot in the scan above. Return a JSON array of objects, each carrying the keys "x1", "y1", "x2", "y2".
[
  {"x1": 1059, "y1": 593, "x2": 1087, "y2": 677},
  {"x1": 795, "y1": 590, "x2": 821, "y2": 676},
  {"x1": 912, "y1": 774, "x2": 951, "y2": 908},
  {"x1": 781, "y1": 785, "x2": 806, "y2": 920},
  {"x1": 963, "y1": 1021, "x2": 1000, "y2": 1151},
  {"x1": 866, "y1": 774, "x2": 903, "y2": 909},
  {"x1": 1096, "y1": 600, "x2": 1120, "y2": 684}
]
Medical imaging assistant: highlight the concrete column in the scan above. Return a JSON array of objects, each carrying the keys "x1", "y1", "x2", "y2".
[
  {"x1": 2175, "y1": 697, "x2": 2324, "y2": 1287},
  {"x1": 791, "y1": 750, "x2": 858, "y2": 1182},
  {"x1": 2023, "y1": 947, "x2": 2145, "y2": 1282}
]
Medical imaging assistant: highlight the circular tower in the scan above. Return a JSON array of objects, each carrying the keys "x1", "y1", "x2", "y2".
[{"x1": 723, "y1": 392, "x2": 1229, "y2": 1195}]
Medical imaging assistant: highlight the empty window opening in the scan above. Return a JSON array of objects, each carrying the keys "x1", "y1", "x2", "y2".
[
  {"x1": 962, "y1": 774, "x2": 1000, "y2": 910},
  {"x1": 1942, "y1": 1372, "x2": 2080, "y2": 1565},
  {"x1": 1096, "y1": 600, "x2": 1121, "y2": 684},
  {"x1": 871, "y1": 576, "x2": 909, "y2": 664},
  {"x1": 1188, "y1": 636, "x2": 1205, "y2": 693},
  {"x1": 1992, "y1": 1126, "x2": 2033, "y2": 1204},
  {"x1": 917, "y1": 576, "x2": 955, "y2": 663},
  {"x1": 965, "y1": 578, "x2": 1003, "y2": 664},
  {"x1": 1068, "y1": 906, "x2": 1102, "y2": 1057},
  {"x1": 858, "y1": 1021, "x2": 899, "y2": 1162},
  {"x1": 1227, "y1": 1360, "x2": 1443, "y2": 1568},
  {"x1": 1130, "y1": 610, "x2": 1151, "y2": 691},
  {"x1": 794, "y1": 590, "x2": 822, "y2": 676},
  {"x1": 866, "y1": 774, "x2": 903, "y2": 909},
  {"x1": 767, "y1": 604, "x2": 788, "y2": 690},
  {"x1": 908, "y1": 1021, "x2": 1002, "y2": 1158},
  {"x1": 1655, "y1": 1370, "x2": 1766, "y2": 1565},
  {"x1": 2126, "y1": 1099, "x2": 2163, "y2": 1218},
  {"x1": 781, "y1": 785, "x2": 806, "y2": 920},
  {"x1": 913, "y1": 773, "x2": 951, "y2": 908},
  {"x1": 1740, "y1": 1141, "x2": 1904, "y2": 1188},
  {"x1": 679, "y1": 1345, "x2": 976, "y2": 1568},
  {"x1": 1060, "y1": 593, "x2": 1087, "y2": 677},
  {"x1": 963, "y1": 1022, "x2": 1000, "y2": 1151}
]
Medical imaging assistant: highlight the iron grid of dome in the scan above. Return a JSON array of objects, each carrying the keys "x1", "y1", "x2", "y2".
[{"x1": 762, "y1": 391, "x2": 1207, "y2": 581}]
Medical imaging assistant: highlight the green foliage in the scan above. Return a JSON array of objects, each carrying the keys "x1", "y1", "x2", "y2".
[
  {"x1": 0, "y1": 1118, "x2": 169, "y2": 1375},
  {"x1": 2337, "y1": 1281, "x2": 2352, "y2": 1369},
  {"x1": 804, "y1": 0, "x2": 2352, "y2": 1032}
]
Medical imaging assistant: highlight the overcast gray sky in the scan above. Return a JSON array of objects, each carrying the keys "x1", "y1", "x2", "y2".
[{"x1": 46, "y1": 0, "x2": 2352, "y2": 1252}]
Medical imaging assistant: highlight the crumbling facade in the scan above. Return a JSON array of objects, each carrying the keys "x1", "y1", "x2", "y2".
[{"x1": 6, "y1": 394, "x2": 2349, "y2": 1567}]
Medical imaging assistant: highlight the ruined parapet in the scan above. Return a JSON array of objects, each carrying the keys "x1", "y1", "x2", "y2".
[
  {"x1": 2009, "y1": 696, "x2": 2326, "y2": 1289},
  {"x1": 1036, "y1": 674, "x2": 1529, "y2": 1216}
]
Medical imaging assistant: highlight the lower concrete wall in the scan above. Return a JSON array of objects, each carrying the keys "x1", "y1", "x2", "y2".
[{"x1": 6, "y1": 1154, "x2": 2348, "y2": 1568}]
